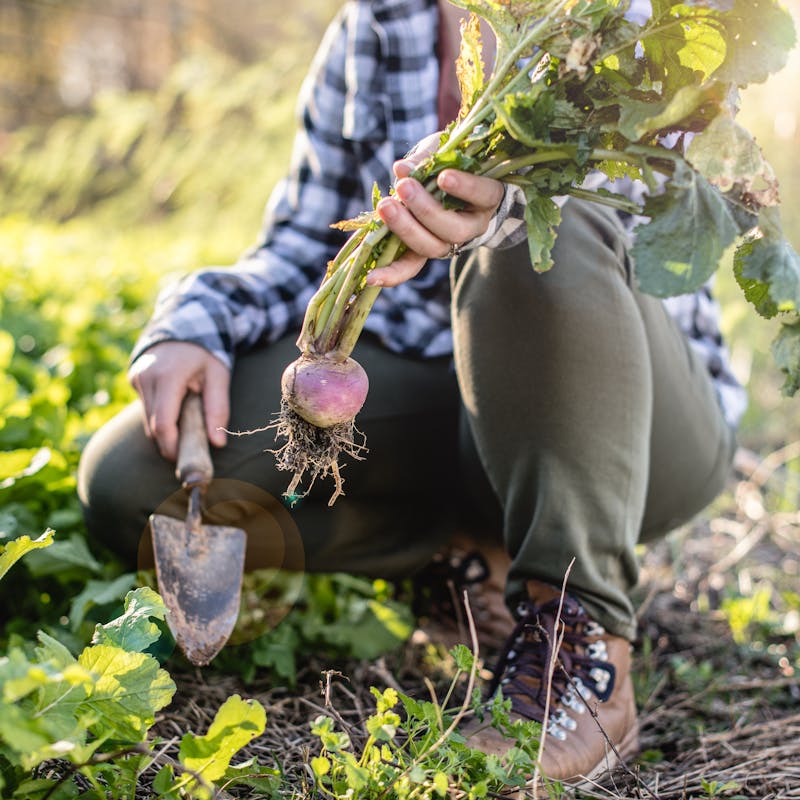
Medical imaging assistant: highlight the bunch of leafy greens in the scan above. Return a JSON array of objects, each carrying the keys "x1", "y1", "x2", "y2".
[
  {"x1": 295, "y1": 0, "x2": 800, "y2": 393},
  {"x1": 0, "y1": 534, "x2": 275, "y2": 799}
]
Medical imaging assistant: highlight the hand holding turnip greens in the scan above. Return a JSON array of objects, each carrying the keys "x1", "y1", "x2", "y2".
[{"x1": 275, "y1": 0, "x2": 800, "y2": 505}]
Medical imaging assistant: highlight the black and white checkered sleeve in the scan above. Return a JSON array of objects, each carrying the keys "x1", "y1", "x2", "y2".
[{"x1": 130, "y1": 4, "x2": 379, "y2": 368}]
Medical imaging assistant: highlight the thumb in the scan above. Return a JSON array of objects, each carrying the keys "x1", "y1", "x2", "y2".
[
  {"x1": 394, "y1": 131, "x2": 442, "y2": 178},
  {"x1": 202, "y1": 359, "x2": 231, "y2": 448}
]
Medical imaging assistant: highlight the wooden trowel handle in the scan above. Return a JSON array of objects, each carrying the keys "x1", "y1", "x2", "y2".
[{"x1": 176, "y1": 392, "x2": 213, "y2": 487}]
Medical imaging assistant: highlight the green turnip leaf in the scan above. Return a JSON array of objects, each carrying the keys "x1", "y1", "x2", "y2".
[
  {"x1": 642, "y1": 4, "x2": 726, "y2": 93},
  {"x1": 772, "y1": 320, "x2": 800, "y2": 396},
  {"x1": 0, "y1": 529, "x2": 54, "y2": 581},
  {"x1": 455, "y1": 12, "x2": 486, "y2": 119},
  {"x1": 77, "y1": 644, "x2": 175, "y2": 740},
  {"x1": 523, "y1": 189, "x2": 561, "y2": 272},
  {"x1": 617, "y1": 84, "x2": 720, "y2": 141},
  {"x1": 734, "y1": 213, "x2": 800, "y2": 313},
  {"x1": 687, "y1": 114, "x2": 779, "y2": 204},
  {"x1": 733, "y1": 255, "x2": 779, "y2": 320},
  {"x1": 179, "y1": 694, "x2": 267, "y2": 792},
  {"x1": 712, "y1": 0, "x2": 797, "y2": 86},
  {"x1": 92, "y1": 587, "x2": 169, "y2": 653},
  {"x1": 632, "y1": 161, "x2": 739, "y2": 296}
]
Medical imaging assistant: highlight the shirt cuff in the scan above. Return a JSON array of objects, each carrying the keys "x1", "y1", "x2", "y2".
[{"x1": 460, "y1": 183, "x2": 528, "y2": 251}]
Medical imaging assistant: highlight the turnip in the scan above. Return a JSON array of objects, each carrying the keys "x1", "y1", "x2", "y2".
[
  {"x1": 281, "y1": 356, "x2": 369, "y2": 430},
  {"x1": 274, "y1": 0, "x2": 800, "y2": 504}
]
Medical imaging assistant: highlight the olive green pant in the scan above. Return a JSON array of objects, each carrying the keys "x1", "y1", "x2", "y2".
[{"x1": 77, "y1": 200, "x2": 736, "y2": 640}]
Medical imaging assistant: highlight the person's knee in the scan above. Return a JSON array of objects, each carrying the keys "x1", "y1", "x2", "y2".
[
  {"x1": 456, "y1": 199, "x2": 632, "y2": 315},
  {"x1": 77, "y1": 404, "x2": 165, "y2": 565}
]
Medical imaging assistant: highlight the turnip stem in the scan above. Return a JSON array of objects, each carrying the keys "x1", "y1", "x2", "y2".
[
  {"x1": 481, "y1": 149, "x2": 575, "y2": 179},
  {"x1": 315, "y1": 225, "x2": 392, "y2": 354},
  {"x1": 297, "y1": 267, "x2": 346, "y2": 352},
  {"x1": 566, "y1": 187, "x2": 642, "y2": 214},
  {"x1": 332, "y1": 234, "x2": 404, "y2": 361}
]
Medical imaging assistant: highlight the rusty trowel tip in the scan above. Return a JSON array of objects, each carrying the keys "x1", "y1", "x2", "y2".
[{"x1": 179, "y1": 635, "x2": 229, "y2": 667}]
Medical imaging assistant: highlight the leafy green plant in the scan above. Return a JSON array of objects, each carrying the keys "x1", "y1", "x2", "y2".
[
  {"x1": 0, "y1": 534, "x2": 270, "y2": 799},
  {"x1": 700, "y1": 777, "x2": 743, "y2": 799},
  {"x1": 719, "y1": 582, "x2": 800, "y2": 648},
  {"x1": 212, "y1": 573, "x2": 415, "y2": 685},
  {"x1": 309, "y1": 646, "x2": 544, "y2": 800},
  {"x1": 0, "y1": 530, "x2": 54, "y2": 581}
]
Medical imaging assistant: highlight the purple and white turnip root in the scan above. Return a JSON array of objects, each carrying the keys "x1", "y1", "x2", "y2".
[
  {"x1": 281, "y1": 355, "x2": 369, "y2": 429},
  {"x1": 272, "y1": 354, "x2": 369, "y2": 505}
]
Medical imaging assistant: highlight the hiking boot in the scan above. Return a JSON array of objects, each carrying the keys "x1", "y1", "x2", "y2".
[
  {"x1": 466, "y1": 580, "x2": 639, "y2": 784},
  {"x1": 412, "y1": 535, "x2": 514, "y2": 653}
]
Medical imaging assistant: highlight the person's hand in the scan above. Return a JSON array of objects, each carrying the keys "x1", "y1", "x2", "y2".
[
  {"x1": 367, "y1": 132, "x2": 504, "y2": 288},
  {"x1": 128, "y1": 341, "x2": 230, "y2": 461}
]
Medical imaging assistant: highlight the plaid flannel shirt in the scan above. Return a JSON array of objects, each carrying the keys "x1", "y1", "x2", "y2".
[{"x1": 132, "y1": 0, "x2": 747, "y2": 428}]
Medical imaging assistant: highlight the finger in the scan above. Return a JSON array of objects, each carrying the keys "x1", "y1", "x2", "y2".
[
  {"x1": 148, "y1": 382, "x2": 185, "y2": 461},
  {"x1": 376, "y1": 195, "x2": 450, "y2": 260},
  {"x1": 202, "y1": 361, "x2": 231, "y2": 448},
  {"x1": 366, "y1": 250, "x2": 427, "y2": 288},
  {"x1": 393, "y1": 159, "x2": 415, "y2": 180},
  {"x1": 437, "y1": 169, "x2": 504, "y2": 213},
  {"x1": 394, "y1": 132, "x2": 442, "y2": 179},
  {"x1": 392, "y1": 178, "x2": 484, "y2": 246},
  {"x1": 128, "y1": 355, "x2": 157, "y2": 439}
]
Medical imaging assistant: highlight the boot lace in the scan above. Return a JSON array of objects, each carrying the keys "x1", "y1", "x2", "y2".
[{"x1": 487, "y1": 594, "x2": 616, "y2": 740}]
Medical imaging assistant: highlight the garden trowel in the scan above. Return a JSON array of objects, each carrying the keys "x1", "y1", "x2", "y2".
[{"x1": 150, "y1": 392, "x2": 246, "y2": 666}]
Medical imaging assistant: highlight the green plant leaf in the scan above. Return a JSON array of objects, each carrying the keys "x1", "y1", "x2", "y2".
[
  {"x1": 0, "y1": 530, "x2": 54, "y2": 581},
  {"x1": 671, "y1": 6, "x2": 726, "y2": 79},
  {"x1": 733, "y1": 254, "x2": 778, "y2": 320},
  {"x1": 310, "y1": 755, "x2": 330, "y2": 777},
  {"x1": 179, "y1": 695, "x2": 267, "y2": 790},
  {"x1": 641, "y1": 4, "x2": 726, "y2": 93},
  {"x1": 456, "y1": 13, "x2": 485, "y2": 119},
  {"x1": 771, "y1": 320, "x2": 800, "y2": 397},
  {"x1": 523, "y1": 189, "x2": 561, "y2": 272},
  {"x1": 446, "y1": 0, "x2": 551, "y2": 53},
  {"x1": 68, "y1": 573, "x2": 137, "y2": 632},
  {"x1": 632, "y1": 161, "x2": 739, "y2": 296},
  {"x1": 733, "y1": 216, "x2": 800, "y2": 312},
  {"x1": 0, "y1": 644, "x2": 94, "y2": 769},
  {"x1": 0, "y1": 448, "x2": 53, "y2": 489},
  {"x1": 76, "y1": 644, "x2": 175, "y2": 741},
  {"x1": 494, "y1": 87, "x2": 553, "y2": 148},
  {"x1": 713, "y1": 0, "x2": 796, "y2": 86},
  {"x1": 22, "y1": 533, "x2": 102, "y2": 578},
  {"x1": 617, "y1": 84, "x2": 718, "y2": 141},
  {"x1": 34, "y1": 631, "x2": 78, "y2": 670},
  {"x1": 451, "y1": 644, "x2": 475, "y2": 673},
  {"x1": 152, "y1": 764, "x2": 179, "y2": 798},
  {"x1": 91, "y1": 587, "x2": 169, "y2": 653},
  {"x1": 221, "y1": 757, "x2": 281, "y2": 793},
  {"x1": 686, "y1": 114, "x2": 779, "y2": 205}
]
